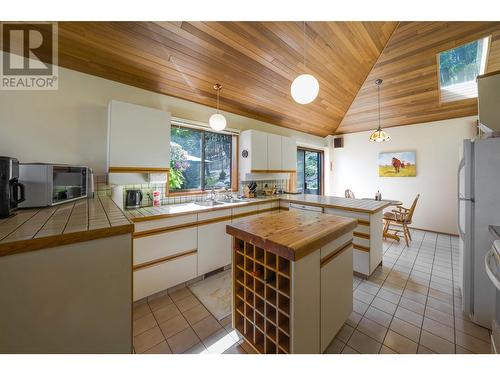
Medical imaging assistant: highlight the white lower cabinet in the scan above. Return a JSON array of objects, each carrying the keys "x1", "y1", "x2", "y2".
[
  {"x1": 133, "y1": 253, "x2": 197, "y2": 301},
  {"x1": 197, "y1": 220, "x2": 232, "y2": 276}
]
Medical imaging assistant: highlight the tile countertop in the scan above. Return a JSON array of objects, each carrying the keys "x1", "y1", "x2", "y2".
[
  {"x1": 489, "y1": 225, "x2": 500, "y2": 240},
  {"x1": 125, "y1": 194, "x2": 391, "y2": 222},
  {"x1": 0, "y1": 196, "x2": 133, "y2": 257}
]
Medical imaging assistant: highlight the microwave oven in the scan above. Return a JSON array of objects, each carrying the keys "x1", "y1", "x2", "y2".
[{"x1": 19, "y1": 163, "x2": 93, "y2": 207}]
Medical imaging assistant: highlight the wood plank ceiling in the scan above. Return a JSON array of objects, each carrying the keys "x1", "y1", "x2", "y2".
[
  {"x1": 56, "y1": 21, "x2": 397, "y2": 137},
  {"x1": 338, "y1": 22, "x2": 500, "y2": 134}
]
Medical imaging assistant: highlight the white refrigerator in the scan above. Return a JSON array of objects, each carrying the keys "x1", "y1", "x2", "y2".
[{"x1": 458, "y1": 137, "x2": 500, "y2": 329}]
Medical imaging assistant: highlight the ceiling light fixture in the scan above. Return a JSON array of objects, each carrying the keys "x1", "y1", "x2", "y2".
[
  {"x1": 369, "y1": 79, "x2": 391, "y2": 142},
  {"x1": 290, "y1": 21, "x2": 319, "y2": 105},
  {"x1": 209, "y1": 83, "x2": 227, "y2": 131}
]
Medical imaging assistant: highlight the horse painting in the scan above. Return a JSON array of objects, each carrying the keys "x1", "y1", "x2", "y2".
[{"x1": 379, "y1": 152, "x2": 416, "y2": 177}]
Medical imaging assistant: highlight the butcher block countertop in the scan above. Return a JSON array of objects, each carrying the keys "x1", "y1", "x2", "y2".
[
  {"x1": 280, "y1": 194, "x2": 390, "y2": 214},
  {"x1": 0, "y1": 196, "x2": 133, "y2": 257},
  {"x1": 226, "y1": 210, "x2": 357, "y2": 261}
]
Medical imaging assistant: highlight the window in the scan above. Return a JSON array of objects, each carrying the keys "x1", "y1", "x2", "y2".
[
  {"x1": 170, "y1": 126, "x2": 235, "y2": 192},
  {"x1": 296, "y1": 148, "x2": 323, "y2": 195},
  {"x1": 438, "y1": 36, "x2": 490, "y2": 102}
]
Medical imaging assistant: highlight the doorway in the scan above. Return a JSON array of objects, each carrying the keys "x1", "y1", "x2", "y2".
[{"x1": 297, "y1": 148, "x2": 323, "y2": 195}]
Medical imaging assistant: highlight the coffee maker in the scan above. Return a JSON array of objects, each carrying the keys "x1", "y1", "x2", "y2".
[{"x1": 0, "y1": 157, "x2": 25, "y2": 218}]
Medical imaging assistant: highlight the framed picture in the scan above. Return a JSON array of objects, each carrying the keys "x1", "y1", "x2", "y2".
[{"x1": 379, "y1": 151, "x2": 417, "y2": 177}]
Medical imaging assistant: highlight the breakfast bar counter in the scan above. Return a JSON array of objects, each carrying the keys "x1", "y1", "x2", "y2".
[{"x1": 226, "y1": 210, "x2": 357, "y2": 354}]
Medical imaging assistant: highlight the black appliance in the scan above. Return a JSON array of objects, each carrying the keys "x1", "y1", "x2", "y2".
[
  {"x1": 125, "y1": 189, "x2": 143, "y2": 209},
  {"x1": 0, "y1": 156, "x2": 25, "y2": 218}
]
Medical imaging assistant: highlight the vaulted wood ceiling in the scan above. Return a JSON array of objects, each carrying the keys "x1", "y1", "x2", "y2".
[
  {"x1": 7, "y1": 22, "x2": 500, "y2": 137},
  {"x1": 338, "y1": 22, "x2": 500, "y2": 134},
  {"x1": 56, "y1": 21, "x2": 397, "y2": 137}
]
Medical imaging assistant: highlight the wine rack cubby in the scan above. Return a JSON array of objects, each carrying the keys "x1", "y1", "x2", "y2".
[{"x1": 233, "y1": 238, "x2": 291, "y2": 354}]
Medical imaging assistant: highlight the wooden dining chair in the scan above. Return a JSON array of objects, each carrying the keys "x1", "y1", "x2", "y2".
[
  {"x1": 383, "y1": 194, "x2": 420, "y2": 247},
  {"x1": 345, "y1": 189, "x2": 355, "y2": 199}
]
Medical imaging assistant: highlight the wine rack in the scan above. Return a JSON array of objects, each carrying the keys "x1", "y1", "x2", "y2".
[{"x1": 233, "y1": 237, "x2": 291, "y2": 354}]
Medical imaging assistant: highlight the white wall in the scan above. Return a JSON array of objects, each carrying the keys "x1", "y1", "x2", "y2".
[
  {"x1": 0, "y1": 61, "x2": 325, "y2": 175},
  {"x1": 330, "y1": 117, "x2": 477, "y2": 234}
]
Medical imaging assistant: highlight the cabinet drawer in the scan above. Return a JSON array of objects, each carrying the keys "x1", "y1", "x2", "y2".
[
  {"x1": 134, "y1": 214, "x2": 197, "y2": 233},
  {"x1": 232, "y1": 204, "x2": 260, "y2": 216},
  {"x1": 198, "y1": 208, "x2": 231, "y2": 222},
  {"x1": 134, "y1": 227, "x2": 197, "y2": 265},
  {"x1": 133, "y1": 252, "x2": 197, "y2": 301}
]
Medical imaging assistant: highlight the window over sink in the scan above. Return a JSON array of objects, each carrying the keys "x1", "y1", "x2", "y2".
[{"x1": 169, "y1": 125, "x2": 237, "y2": 192}]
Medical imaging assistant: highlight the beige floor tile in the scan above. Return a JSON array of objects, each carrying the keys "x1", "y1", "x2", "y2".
[
  {"x1": 383, "y1": 330, "x2": 418, "y2": 354},
  {"x1": 357, "y1": 281, "x2": 381, "y2": 295},
  {"x1": 175, "y1": 294, "x2": 200, "y2": 312},
  {"x1": 134, "y1": 326, "x2": 165, "y2": 353},
  {"x1": 353, "y1": 289, "x2": 375, "y2": 305},
  {"x1": 424, "y1": 306, "x2": 453, "y2": 328},
  {"x1": 454, "y1": 316, "x2": 490, "y2": 342},
  {"x1": 219, "y1": 314, "x2": 232, "y2": 327},
  {"x1": 371, "y1": 297, "x2": 398, "y2": 315},
  {"x1": 143, "y1": 340, "x2": 172, "y2": 354},
  {"x1": 395, "y1": 306, "x2": 423, "y2": 327},
  {"x1": 428, "y1": 288, "x2": 453, "y2": 304},
  {"x1": 380, "y1": 345, "x2": 397, "y2": 354},
  {"x1": 223, "y1": 342, "x2": 247, "y2": 354},
  {"x1": 133, "y1": 313, "x2": 157, "y2": 337},
  {"x1": 159, "y1": 314, "x2": 190, "y2": 339},
  {"x1": 399, "y1": 297, "x2": 425, "y2": 315},
  {"x1": 168, "y1": 287, "x2": 192, "y2": 302},
  {"x1": 148, "y1": 294, "x2": 174, "y2": 311},
  {"x1": 454, "y1": 330, "x2": 490, "y2": 354},
  {"x1": 203, "y1": 328, "x2": 237, "y2": 353},
  {"x1": 419, "y1": 330, "x2": 454, "y2": 354},
  {"x1": 402, "y1": 289, "x2": 427, "y2": 305},
  {"x1": 347, "y1": 330, "x2": 382, "y2": 354},
  {"x1": 167, "y1": 327, "x2": 201, "y2": 354},
  {"x1": 422, "y1": 317, "x2": 454, "y2": 342},
  {"x1": 324, "y1": 338, "x2": 345, "y2": 354},
  {"x1": 357, "y1": 317, "x2": 388, "y2": 343},
  {"x1": 389, "y1": 317, "x2": 420, "y2": 342},
  {"x1": 455, "y1": 345, "x2": 474, "y2": 354},
  {"x1": 341, "y1": 345, "x2": 360, "y2": 354},
  {"x1": 346, "y1": 311, "x2": 362, "y2": 327},
  {"x1": 335, "y1": 324, "x2": 354, "y2": 343},
  {"x1": 192, "y1": 315, "x2": 223, "y2": 340},
  {"x1": 376, "y1": 288, "x2": 400, "y2": 304},
  {"x1": 417, "y1": 345, "x2": 436, "y2": 354},
  {"x1": 133, "y1": 303, "x2": 151, "y2": 321},
  {"x1": 364, "y1": 306, "x2": 393, "y2": 328},
  {"x1": 426, "y1": 296, "x2": 453, "y2": 315},
  {"x1": 183, "y1": 303, "x2": 211, "y2": 325},
  {"x1": 353, "y1": 298, "x2": 369, "y2": 315},
  {"x1": 153, "y1": 303, "x2": 181, "y2": 324}
]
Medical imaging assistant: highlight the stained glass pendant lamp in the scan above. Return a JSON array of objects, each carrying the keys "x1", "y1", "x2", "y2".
[{"x1": 369, "y1": 79, "x2": 391, "y2": 142}]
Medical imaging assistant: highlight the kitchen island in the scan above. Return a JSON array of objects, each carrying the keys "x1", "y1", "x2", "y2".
[
  {"x1": 226, "y1": 210, "x2": 357, "y2": 354},
  {"x1": 279, "y1": 194, "x2": 390, "y2": 277}
]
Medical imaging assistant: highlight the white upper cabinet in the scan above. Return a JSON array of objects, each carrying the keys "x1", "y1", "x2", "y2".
[
  {"x1": 239, "y1": 130, "x2": 296, "y2": 178},
  {"x1": 267, "y1": 133, "x2": 282, "y2": 170},
  {"x1": 281, "y1": 136, "x2": 297, "y2": 171},
  {"x1": 107, "y1": 100, "x2": 171, "y2": 172}
]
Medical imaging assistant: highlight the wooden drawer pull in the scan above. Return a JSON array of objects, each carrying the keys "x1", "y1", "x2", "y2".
[
  {"x1": 133, "y1": 249, "x2": 197, "y2": 271},
  {"x1": 320, "y1": 240, "x2": 353, "y2": 268}
]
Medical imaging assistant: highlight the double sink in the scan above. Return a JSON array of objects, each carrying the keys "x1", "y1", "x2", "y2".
[{"x1": 195, "y1": 197, "x2": 250, "y2": 207}]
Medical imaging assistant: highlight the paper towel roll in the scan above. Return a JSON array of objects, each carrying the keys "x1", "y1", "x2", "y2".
[{"x1": 111, "y1": 185, "x2": 124, "y2": 210}]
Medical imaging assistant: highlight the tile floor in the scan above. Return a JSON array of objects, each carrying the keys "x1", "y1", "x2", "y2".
[{"x1": 133, "y1": 229, "x2": 492, "y2": 354}]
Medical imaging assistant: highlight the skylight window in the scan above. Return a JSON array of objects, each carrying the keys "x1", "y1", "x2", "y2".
[{"x1": 438, "y1": 36, "x2": 490, "y2": 102}]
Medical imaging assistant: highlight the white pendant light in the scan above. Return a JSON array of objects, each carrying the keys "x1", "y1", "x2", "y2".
[
  {"x1": 209, "y1": 83, "x2": 227, "y2": 131},
  {"x1": 369, "y1": 79, "x2": 391, "y2": 142},
  {"x1": 291, "y1": 22, "x2": 319, "y2": 104}
]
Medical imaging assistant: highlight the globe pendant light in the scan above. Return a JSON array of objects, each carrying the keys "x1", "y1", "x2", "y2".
[
  {"x1": 209, "y1": 83, "x2": 227, "y2": 131},
  {"x1": 291, "y1": 22, "x2": 319, "y2": 104},
  {"x1": 369, "y1": 79, "x2": 391, "y2": 142}
]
